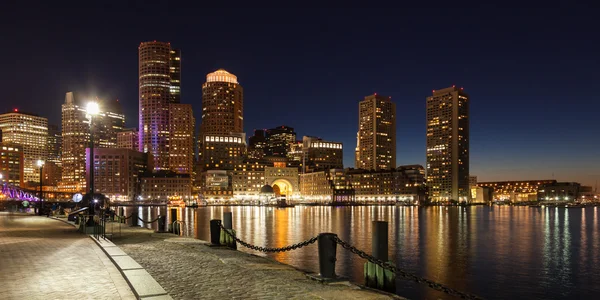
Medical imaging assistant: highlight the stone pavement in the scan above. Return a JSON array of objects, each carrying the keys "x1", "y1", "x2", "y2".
[
  {"x1": 112, "y1": 226, "x2": 402, "y2": 300},
  {"x1": 0, "y1": 212, "x2": 135, "y2": 300}
]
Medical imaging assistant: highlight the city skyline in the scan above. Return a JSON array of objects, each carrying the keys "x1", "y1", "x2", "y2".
[{"x1": 2, "y1": 3, "x2": 599, "y2": 186}]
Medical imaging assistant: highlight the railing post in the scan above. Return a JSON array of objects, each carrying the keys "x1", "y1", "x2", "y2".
[
  {"x1": 318, "y1": 233, "x2": 337, "y2": 279},
  {"x1": 221, "y1": 212, "x2": 236, "y2": 249},
  {"x1": 365, "y1": 221, "x2": 395, "y2": 292},
  {"x1": 130, "y1": 211, "x2": 138, "y2": 227},
  {"x1": 169, "y1": 208, "x2": 177, "y2": 233},
  {"x1": 156, "y1": 215, "x2": 166, "y2": 233},
  {"x1": 210, "y1": 219, "x2": 221, "y2": 245}
]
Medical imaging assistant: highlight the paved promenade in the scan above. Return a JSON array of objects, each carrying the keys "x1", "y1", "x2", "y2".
[
  {"x1": 0, "y1": 212, "x2": 135, "y2": 300},
  {"x1": 112, "y1": 226, "x2": 400, "y2": 300}
]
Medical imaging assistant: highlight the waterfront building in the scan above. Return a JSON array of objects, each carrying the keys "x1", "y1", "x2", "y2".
[
  {"x1": 265, "y1": 164, "x2": 299, "y2": 199},
  {"x1": 138, "y1": 41, "x2": 181, "y2": 171},
  {"x1": 265, "y1": 126, "x2": 296, "y2": 157},
  {"x1": 478, "y1": 180, "x2": 556, "y2": 202},
  {"x1": 117, "y1": 128, "x2": 139, "y2": 150},
  {"x1": 299, "y1": 169, "x2": 354, "y2": 203},
  {"x1": 537, "y1": 182, "x2": 581, "y2": 202},
  {"x1": 0, "y1": 142, "x2": 23, "y2": 186},
  {"x1": 202, "y1": 170, "x2": 232, "y2": 201},
  {"x1": 200, "y1": 133, "x2": 246, "y2": 171},
  {"x1": 140, "y1": 172, "x2": 192, "y2": 202},
  {"x1": 355, "y1": 94, "x2": 396, "y2": 171},
  {"x1": 60, "y1": 92, "x2": 125, "y2": 192},
  {"x1": 302, "y1": 136, "x2": 343, "y2": 172},
  {"x1": 347, "y1": 165, "x2": 427, "y2": 203},
  {"x1": 426, "y1": 86, "x2": 470, "y2": 202},
  {"x1": 168, "y1": 103, "x2": 195, "y2": 174},
  {"x1": 0, "y1": 110, "x2": 48, "y2": 185},
  {"x1": 47, "y1": 124, "x2": 62, "y2": 165},
  {"x1": 200, "y1": 69, "x2": 243, "y2": 136},
  {"x1": 85, "y1": 148, "x2": 151, "y2": 202}
]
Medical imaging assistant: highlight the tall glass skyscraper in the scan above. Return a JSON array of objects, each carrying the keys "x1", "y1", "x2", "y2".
[{"x1": 138, "y1": 41, "x2": 181, "y2": 171}]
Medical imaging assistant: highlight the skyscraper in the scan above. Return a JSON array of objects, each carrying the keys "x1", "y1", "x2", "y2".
[
  {"x1": 355, "y1": 94, "x2": 396, "y2": 171},
  {"x1": 265, "y1": 125, "x2": 296, "y2": 157},
  {"x1": 60, "y1": 92, "x2": 124, "y2": 192},
  {"x1": 117, "y1": 128, "x2": 139, "y2": 150},
  {"x1": 200, "y1": 69, "x2": 243, "y2": 136},
  {"x1": 138, "y1": 41, "x2": 181, "y2": 171},
  {"x1": 168, "y1": 103, "x2": 195, "y2": 174},
  {"x1": 0, "y1": 110, "x2": 48, "y2": 184},
  {"x1": 426, "y1": 86, "x2": 470, "y2": 202},
  {"x1": 47, "y1": 124, "x2": 62, "y2": 165}
]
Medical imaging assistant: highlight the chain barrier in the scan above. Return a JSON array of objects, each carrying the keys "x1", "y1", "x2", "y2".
[
  {"x1": 138, "y1": 216, "x2": 161, "y2": 224},
  {"x1": 218, "y1": 222, "x2": 318, "y2": 253},
  {"x1": 115, "y1": 214, "x2": 133, "y2": 221},
  {"x1": 332, "y1": 236, "x2": 483, "y2": 300}
]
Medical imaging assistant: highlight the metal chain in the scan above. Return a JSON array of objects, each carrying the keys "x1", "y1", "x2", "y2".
[
  {"x1": 115, "y1": 214, "x2": 133, "y2": 220},
  {"x1": 332, "y1": 236, "x2": 483, "y2": 300},
  {"x1": 138, "y1": 216, "x2": 161, "y2": 224},
  {"x1": 219, "y1": 222, "x2": 318, "y2": 253}
]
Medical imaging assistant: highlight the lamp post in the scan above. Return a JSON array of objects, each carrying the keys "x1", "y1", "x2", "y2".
[
  {"x1": 86, "y1": 101, "x2": 100, "y2": 225},
  {"x1": 37, "y1": 160, "x2": 44, "y2": 215}
]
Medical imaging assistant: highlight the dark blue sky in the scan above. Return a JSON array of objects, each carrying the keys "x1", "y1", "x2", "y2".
[{"x1": 2, "y1": 1, "x2": 599, "y2": 186}]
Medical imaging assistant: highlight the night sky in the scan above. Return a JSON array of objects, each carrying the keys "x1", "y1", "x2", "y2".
[{"x1": 2, "y1": 1, "x2": 599, "y2": 186}]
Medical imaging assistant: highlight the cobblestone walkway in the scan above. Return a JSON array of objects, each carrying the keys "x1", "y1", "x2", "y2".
[
  {"x1": 0, "y1": 212, "x2": 135, "y2": 300},
  {"x1": 112, "y1": 226, "x2": 400, "y2": 300}
]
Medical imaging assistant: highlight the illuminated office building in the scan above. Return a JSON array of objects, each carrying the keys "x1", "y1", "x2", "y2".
[
  {"x1": 200, "y1": 133, "x2": 246, "y2": 170},
  {"x1": 248, "y1": 129, "x2": 267, "y2": 160},
  {"x1": 138, "y1": 41, "x2": 181, "y2": 171},
  {"x1": 47, "y1": 124, "x2": 62, "y2": 165},
  {"x1": 200, "y1": 69, "x2": 243, "y2": 135},
  {"x1": 0, "y1": 142, "x2": 23, "y2": 186},
  {"x1": 168, "y1": 103, "x2": 195, "y2": 174},
  {"x1": 265, "y1": 126, "x2": 295, "y2": 157},
  {"x1": 355, "y1": 94, "x2": 396, "y2": 171},
  {"x1": 302, "y1": 136, "x2": 343, "y2": 172},
  {"x1": 117, "y1": 128, "x2": 139, "y2": 150},
  {"x1": 426, "y1": 86, "x2": 470, "y2": 202},
  {"x1": 60, "y1": 92, "x2": 125, "y2": 192},
  {"x1": 0, "y1": 110, "x2": 48, "y2": 184}
]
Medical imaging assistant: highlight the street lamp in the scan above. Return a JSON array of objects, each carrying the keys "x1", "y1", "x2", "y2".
[
  {"x1": 86, "y1": 101, "x2": 100, "y2": 225},
  {"x1": 37, "y1": 160, "x2": 44, "y2": 215}
]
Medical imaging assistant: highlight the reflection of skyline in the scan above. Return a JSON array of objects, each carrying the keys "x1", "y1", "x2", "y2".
[{"x1": 119, "y1": 205, "x2": 600, "y2": 299}]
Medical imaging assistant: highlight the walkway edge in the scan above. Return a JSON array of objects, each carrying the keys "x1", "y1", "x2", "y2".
[
  {"x1": 51, "y1": 217, "x2": 172, "y2": 300},
  {"x1": 90, "y1": 234, "x2": 173, "y2": 300}
]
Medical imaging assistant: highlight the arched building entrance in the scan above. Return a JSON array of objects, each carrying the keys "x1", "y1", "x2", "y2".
[{"x1": 271, "y1": 179, "x2": 293, "y2": 197}]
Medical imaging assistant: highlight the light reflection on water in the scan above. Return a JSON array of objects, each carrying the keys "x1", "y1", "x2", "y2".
[{"x1": 117, "y1": 205, "x2": 600, "y2": 299}]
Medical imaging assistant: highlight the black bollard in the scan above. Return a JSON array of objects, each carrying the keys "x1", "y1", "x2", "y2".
[
  {"x1": 131, "y1": 211, "x2": 138, "y2": 227},
  {"x1": 157, "y1": 215, "x2": 166, "y2": 232},
  {"x1": 372, "y1": 221, "x2": 388, "y2": 261},
  {"x1": 119, "y1": 207, "x2": 124, "y2": 222},
  {"x1": 223, "y1": 212, "x2": 232, "y2": 229},
  {"x1": 210, "y1": 219, "x2": 221, "y2": 245},
  {"x1": 318, "y1": 233, "x2": 337, "y2": 279},
  {"x1": 365, "y1": 221, "x2": 395, "y2": 292},
  {"x1": 169, "y1": 208, "x2": 177, "y2": 233}
]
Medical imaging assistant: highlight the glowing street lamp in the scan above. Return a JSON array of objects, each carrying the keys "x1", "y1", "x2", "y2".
[
  {"x1": 86, "y1": 101, "x2": 100, "y2": 225},
  {"x1": 37, "y1": 160, "x2": 45, "y2": 215}
]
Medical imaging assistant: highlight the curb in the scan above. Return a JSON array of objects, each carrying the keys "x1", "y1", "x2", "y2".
[{"x1": 50, "y1": 217, "x2": 172, "y2": 300}]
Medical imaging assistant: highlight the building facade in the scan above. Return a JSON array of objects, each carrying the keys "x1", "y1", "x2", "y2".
[
  {"x1": 60, "y1": 92, "x2": 125, "y2": 192},
  {"x1": 0, "y1": 110, "x2": 48, "y2": 184},
  {"x1": 0, "y1": 142, "x2": 23, "y2": 186},
  {"x1": 200, "y1": 69, "x2": 243, "y2": 136},
  {"x1": 117, "y1": 128, "x2": 139, "y2": 150},
  {"x1": 86, "y1": 148, "x2": 151, "y2": 201},
  {"x1": 200, "y1": 133, "x2": 246, "y2": 171},
  {"x1": 265, "y1": 126, "x2": 296, "y2": 157},
  {"x1": 426, "y1": 86, "x2": 470, "y2": 202},
  {"x1": 478, "y1": 180, "x2": 556, "y2": 202},
  {"x1": 138, "y1": 41, "x2": 181, "y2": 171},
  {"x1": 47, "y1": 124, "x2": 62, "y2": 165},
  {"x1": 538, "y1": 182, "x2": 581, "y2": 202},
  {"x1": 140, "y1": 172, "x2": 192, "y2": 202},
  {"x1": 347, "y1": 166, "x2": 426, "y2": 203},
  {"x1": 302, "y1": 136, "x2": 343, "y2": 172},
  {"x1": 168, "y1": 103, "x2": 195, "y2": 174},
  {"x1": 356, "y1": 94, "x2": 396, "y2": 171},
  {"x1": 248, "y1": 129, "x2": 267, "y2": 160}
]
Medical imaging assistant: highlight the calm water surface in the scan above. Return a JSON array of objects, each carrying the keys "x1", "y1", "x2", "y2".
[{"x1": 118, "y1": 205, "x2": 600, "y2": 299}]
